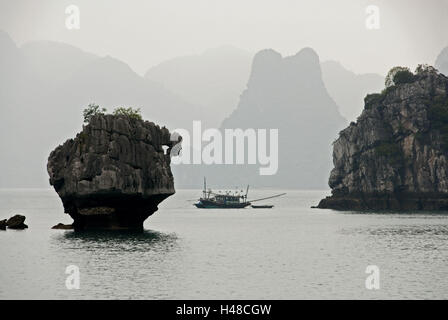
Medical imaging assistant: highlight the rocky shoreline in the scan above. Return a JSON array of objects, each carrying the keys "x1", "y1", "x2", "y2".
[{"x1": 316, "y1": 192, "x2": 448, "y2": 211}]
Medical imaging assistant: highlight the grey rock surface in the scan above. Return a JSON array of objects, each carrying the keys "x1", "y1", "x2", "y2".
[
  {"x1": 47, "y1": 114, "x2": 177, "y2": 230},
  {"x1": 6, "y1": 215, "x2": 28, "y2": 229},
  {"x1": 317, "y1": 68, "x2": 448, "y2": 210},
  {"x1": 0, "y1": 219, "x2": 6, "y2": 230},
  {"x1": 51, "y1": 223, "x2": 74, "y2": 230}
]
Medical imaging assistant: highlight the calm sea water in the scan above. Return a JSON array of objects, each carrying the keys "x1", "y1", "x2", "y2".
[{"x1": 0, "y1": 188, "x2": 447, "y2": 299}]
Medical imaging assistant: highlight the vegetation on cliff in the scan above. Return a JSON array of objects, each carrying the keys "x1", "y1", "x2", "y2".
[{"x1": 83, "y1": 104, "x2": 142, "y2": 123}]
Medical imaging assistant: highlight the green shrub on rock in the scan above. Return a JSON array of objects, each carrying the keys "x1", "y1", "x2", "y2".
[
  {"x1": 113, "y1": 107, "x2": 142, "y2": 120},
  {"x1": 385, "y1": 66, "x2": 414, "y2": 87},
  {"x1": 393, "y1": 70, "x2": 415, "y2": 85},
  {"x1": 83, "y1": 103, "x2": 107, "y2": 123}
]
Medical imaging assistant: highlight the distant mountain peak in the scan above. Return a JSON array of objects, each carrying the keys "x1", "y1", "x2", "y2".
[
  {"x1": 321, "y1": 60, "x2": 384, "y2": 121},
  {"x1": 0, "y1": 30, "x2": 19, "y2": 57},
  {"x1": 435, "y1": 46, "x2": 448, "y2": 76},
  {"x1": 213, "y1": 46, "x2": 346, "y2": 189},
  {"x1": 0, "y1": 29, "x2": 16, "y2": 47},
  {"x1": 253, "y1": 48, "x2": 282, "y2": 60},
  {"x1": 247, "y1": 47, "x2": 325, "y2": 93},
  {"x1": 293, "y1": 47, "x2": 319, "y2": 62},
  {"x1": 144, "y1": 45, "x2": 253, "y2": 127}
]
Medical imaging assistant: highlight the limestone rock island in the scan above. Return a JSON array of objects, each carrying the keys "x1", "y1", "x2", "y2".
[
  {"x1": 317, "y1": 67, "x2": 448, "y2": 210},
  {"x1": 47, "y1": 114, "x2": 177, "y2": 231}
]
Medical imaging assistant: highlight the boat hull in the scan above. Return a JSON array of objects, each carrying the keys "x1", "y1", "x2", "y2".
[{"x1": 194, "y1": 199, "x2": 251, "y2": 209}]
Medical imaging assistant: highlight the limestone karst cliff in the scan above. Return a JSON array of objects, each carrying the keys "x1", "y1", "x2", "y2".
[
  {"x1": 317, "y1": 67, "x2": 448, "y2": 210},
  {"x1": 47, "y1": 114, "x2": 178, "y2": 230}
]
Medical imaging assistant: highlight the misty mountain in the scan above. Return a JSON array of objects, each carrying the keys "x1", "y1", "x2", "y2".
[
  {"x1": 54, "y1": 55, "x2": 204, "y2": 129},
  {"x1": 0, "y1": 31, "x2": 35, "y2": 105},
  {"x1": 0, "y1": 29, "x2": 376, "y2": 190},
  {"x1": 173, "y1": 48, "x2": 347, "y2": 189},
  {"x1": 20, "y1": 41, "x2": 98, "y2": 91},
  {"x1": 0, "y1": 31, "x2": 203, "y2": 188},
  {"x1": 321, "y1": 61, "x2": 384, "y2": 122},
  {"x1": 435, "y1": 46, "x2": 448, "y2": 76},
  {"x1": 145, "y1": 46, "x2": 252, "y2": 128}
]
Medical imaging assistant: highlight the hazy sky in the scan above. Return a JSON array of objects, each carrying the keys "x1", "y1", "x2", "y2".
[{"x1": 1, "y1": 0, "x2": 447, "y2": 76}]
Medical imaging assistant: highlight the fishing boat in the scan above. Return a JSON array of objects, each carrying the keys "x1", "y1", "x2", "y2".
[{"x1": 193, "y1": 178, "x2": 285, "y2": 209}]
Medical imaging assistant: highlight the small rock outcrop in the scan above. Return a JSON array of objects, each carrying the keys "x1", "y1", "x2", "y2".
[
  {"x1": 47, "y1": 114, "x2": 178, "y2": 231},
  {"x1": 0, "y1": 219, "x2": 6, "y2": 230},
  {"x1": 317, "y1": 67, "x2": 448, "y2": 210},
  {"x1": 6, "y1": 215, "x2": 28, "y2": 229},
  {"x1": 51, "y1": 223, "x2": 74, "y2": 230}
]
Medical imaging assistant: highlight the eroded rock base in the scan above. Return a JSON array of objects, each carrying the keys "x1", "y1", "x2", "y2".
[
  {"x1": 316, "y1": 192, "x2": 448, "y2": 211},
  {"x1": 62, "y1": 193, "x2": 169, "y2": 231}
]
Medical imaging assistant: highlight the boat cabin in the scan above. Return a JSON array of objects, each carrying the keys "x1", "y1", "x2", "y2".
[{"x1": 214, "y1": 194, "x2": 242, "y2": 204}]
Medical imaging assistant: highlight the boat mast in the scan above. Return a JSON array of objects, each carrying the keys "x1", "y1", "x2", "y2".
[{"x1": 203, "y1": 177, "x2": 206, "y2": 199}]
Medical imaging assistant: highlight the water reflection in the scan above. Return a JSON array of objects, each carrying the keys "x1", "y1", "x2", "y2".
[
  {"x1": 339, "y1": 210, "x2": 448, "y2": 217},
  {"x1": 47, "y1": 229, "x2": 183, "y2": 299},
  {"x1": 51, "y1": 229, "x2": 179, "y2": 253},
  {"x1": 364, "y1": 225, "x2": 448, "y2": 236},
  {"x1": 340, "y1": 224, "x2": 448, "y2": 237},
  {"x1": 339, "y1": 224, "x2": 448, "y2": 253}
]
